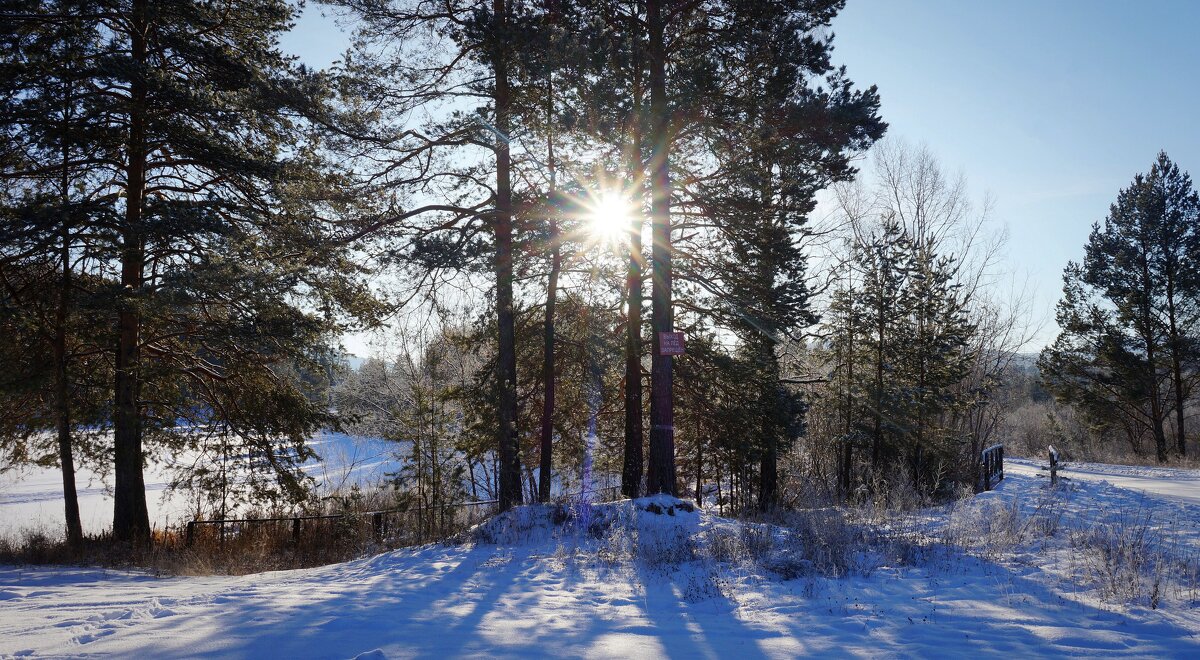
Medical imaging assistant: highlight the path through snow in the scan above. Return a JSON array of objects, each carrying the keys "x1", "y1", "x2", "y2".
[{"x1": 1008, "y1": 457, "x2": 1200, "y2": 506}]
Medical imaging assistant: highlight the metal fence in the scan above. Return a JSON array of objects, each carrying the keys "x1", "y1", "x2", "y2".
[
  {"x1": 184, "y1": 485, "x2": 623, "y2": 549},
  {"x1": 980, "y1": 443, "x2": 1005, "y2": 491}
]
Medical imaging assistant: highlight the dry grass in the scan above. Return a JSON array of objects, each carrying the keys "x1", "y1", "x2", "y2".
[{"x1": 0, "y1": 487, "x2": 494, "y2": 575}]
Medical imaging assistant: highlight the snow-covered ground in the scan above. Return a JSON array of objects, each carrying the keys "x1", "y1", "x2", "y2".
[
  {"x1": 0, "y1": 432, "x2": 399, "y2": 538},
  {"x1": 2, "y1": 461, "x2": 1200, "y2": 658}
]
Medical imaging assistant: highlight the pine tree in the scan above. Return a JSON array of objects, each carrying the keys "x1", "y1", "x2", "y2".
[
  {"x1": 823, "y1": 220, "x2": 978, "y2": 497},
  {"x1": 1, "y1": 0, "x2": 116, "y2": 546},
  {"x1": 897, "y1": 241, "x2": 974, "y2": 490},
  {"x1": 855, "y1": 219, "x2": 913, "y2": 471},
  {"x1": 333, "y1": 0, "x2": 587, "y2": 510},
  {"x1": 4, "y1": 0, "x2": 376, "y2": 543},
  {"x1": 1043, "y1": 153, "x2": 1200, "y2": 462},
  {"x1": 1039, "y1": 263, "x2": 1157, "y2": 455},
  {"x1": 1144, "y1": 154, "x2": 1200, "y2": 456},
  {"x1": 697, "y1": 0, "x2": 883, "y2": 509}
]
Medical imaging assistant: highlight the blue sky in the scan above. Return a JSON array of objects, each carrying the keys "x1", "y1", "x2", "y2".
[
  {"x1": 282, "y1": 1, "x2": 1200, "y2": 352},
  {"x1": 833, "y1": 0, "x2": 1200, "y2": 346}
]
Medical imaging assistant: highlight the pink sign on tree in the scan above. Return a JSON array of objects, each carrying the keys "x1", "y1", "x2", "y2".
[{"x1": 658, "y1": 331, "x2": 686, "y2": 356}]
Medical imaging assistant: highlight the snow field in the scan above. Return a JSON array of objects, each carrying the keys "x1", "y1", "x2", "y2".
[
  {"x1": 2, "y1": 466, "x2": 1200, "y2": 657},
  {"x1": 0, "y1": 432, "x2": 399, "y2": 539}
]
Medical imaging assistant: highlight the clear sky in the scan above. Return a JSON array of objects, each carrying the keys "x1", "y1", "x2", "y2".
[
  {"x1": 281, "y1": 1, "x2": 1200, "y2": 353},
  {"x1": 832, "y1": 0, "x2": 1200, "y2": 347}
]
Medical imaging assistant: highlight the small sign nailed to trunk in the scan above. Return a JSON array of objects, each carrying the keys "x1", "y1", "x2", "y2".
[{"x1": 658, "y1": 331, "x2": 686, "y2": 356}]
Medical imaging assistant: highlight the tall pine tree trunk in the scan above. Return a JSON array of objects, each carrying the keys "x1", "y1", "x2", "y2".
[
  {"x1": 492, "y1": 0, "x2": 522, "y2": 510},
  {"x1": 622, "y1": 146, "x2": 645, "y2": 499},
  {"x1": 55, "y1": 106, "x2": 82, "y2": 548},
  {"x1": 538, "y1": 75, "x2": 559, "y2": 504},
  {"x1": 537, "y1": 27, "x2": 559, "y2": 506},
  {"x1": 841, "y1": 302, "x2": 854, "y2": 498},
  {"x1": 1172, "y1": 351, "x2": 1186, "y2": 457},
  {"x1": 1145, "y1": 332, "x2": 1169, "y2": 463},
  {"x1": 538, "y1": 220, "x2": 559, "y2": 503},
  {"x1": 1138, "y1": 249, "x2": 1169, "y2": 463},
  {"x1": 621, "y1": 215, "x2": 645, "y2": 498},
  {"x1": 645, "y1": 0, "x2": 675, "y2": 496},
  {"x1": 755, "y1": 176, "x2": 780, "y2": 512},
  {"x1": 758, "y1": 432, "x2": 778, "y2": 511},
  {"x1": 1166, "y1": 279, "x2": 1187, "y2": 456},
  {"x1": 871, "y1": 280, "x2": 885, "y2": 469},
  {"x1": 839, "y1": 276, "x2": 855, "y2": 499},
  {"x1": 55, "y1": 227, "x2": 82, "y2": 548},
  {"x1": 113, "y1": 0, "x2": 150, "y2": 544},
  {"x1": 621, "y1": 5, "x2": 646, "y2": 500},
  {"x1": 758, "y1": 341, "x2": 781, "y2": 511}
]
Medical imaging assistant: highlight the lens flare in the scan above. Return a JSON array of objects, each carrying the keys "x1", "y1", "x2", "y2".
[{"x1": 587, "y1": 192, "x2": 631, "y2": 244}]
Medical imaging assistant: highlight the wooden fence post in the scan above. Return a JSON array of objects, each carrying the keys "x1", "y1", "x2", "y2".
[
  {"x1": 1048, "y1": 445, "x2": 1058, "y2": 486},
  {"x1": 186, "y1": 521, "x2": 195, "y2": 547},
  {"x1": 372, "y1": 512, "x2": 384, "y2": 542},
  {"x1": 292, "y1": 517, "x2": 301, "y2": 545}
]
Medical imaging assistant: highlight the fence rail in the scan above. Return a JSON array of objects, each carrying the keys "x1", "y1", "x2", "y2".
[
  {"x1": 980, "y1": 443, "x2": 1005, "y2": 491},
  {"x1": 184, "y1": 499, "x2": 498, "y2": 547},
  {"x1": 184, "y1": 485, "x2": 622, "y2": 548}
]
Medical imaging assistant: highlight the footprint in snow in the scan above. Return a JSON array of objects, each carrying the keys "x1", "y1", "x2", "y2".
[
  {"x1": 74, "y1": 628, "x2": 116, "y2": 645},
  {"x1": 87, "y1": 610, "x2": 134, "y2": 623},
  {"x1": 55, "y1": 620, "x2": 85, "y2": 627}
]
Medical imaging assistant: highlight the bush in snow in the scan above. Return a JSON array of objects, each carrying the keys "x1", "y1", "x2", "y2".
[{"x1": 1064, "y1": 507, "x2": 1200, "y2": 609}]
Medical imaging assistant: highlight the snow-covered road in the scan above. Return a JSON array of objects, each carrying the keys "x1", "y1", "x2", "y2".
[{"x1": 1007, "y1": 457, "x2": 1200, "y2": 506}]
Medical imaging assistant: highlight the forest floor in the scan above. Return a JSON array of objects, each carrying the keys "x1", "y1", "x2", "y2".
[{"x1": 2, "y1": 461, "x2": 1200, "y2": 658}]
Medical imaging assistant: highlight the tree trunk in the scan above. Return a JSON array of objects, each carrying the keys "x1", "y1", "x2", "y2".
[
  {"x1": 759, "y1": 349, "x2": 781, "y2": 512},
  {"x1": 113, "y1": 0, "x2": 151, "y2": 544},
  {"x1": 1172, "y1": 352, "x2": 1186, "y2": 457},
  {"x1": 492, "y1": 0, "x2": 522, "y2": 510},
  {"x1": 871, "y1": 285, "x2": 885, "y2": 469},
  {"x1": 1166, "y1": 277, "x2": 1187, "y2": 456},
  {"x1": 538, "y1": 227, "x2": 559, "y2": 503},
  {"x1": 841, "y1": 279, "x2": 854, "y2": 499},
  {"x1": 538, "y1": 75, "x2": 560, "y2": 503},
  {"x1": 758, "y1": 437, "x2": 777, "y2": 512},
  {"x1": 1146, "y1": 333, "x2": 1169, "y2": 463},
  {"x1": 1138, "y1": 246, "x2": 1168, "y2": 463},
  {"x1": 55, "y1": 235, "x2": 82, "y2": 548},
  {"x1": 622, "y1": 152, "x2": 645, "y2": 498},
  {"x1": 645, "y1": 0, "x2": 675, "y2": 496},
  {"x1": 620, "y1": 3, "x2": 646, "y2": 500},
  {"x1": 621, "y1": 224, "x2": 645, "y2": 498},
  {"x1": 55, "y1": 100, "x2": 82, "y2": 549}
]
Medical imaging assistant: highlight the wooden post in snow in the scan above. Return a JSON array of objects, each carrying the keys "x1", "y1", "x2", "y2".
[{"x1": 1048, "y1": 445, "x2": 1059, "y2": 486}]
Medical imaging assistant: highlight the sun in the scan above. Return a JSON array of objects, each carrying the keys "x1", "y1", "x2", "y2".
[{"x1": 587, "y1": 191, "x2": 632, "y2": 244}]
